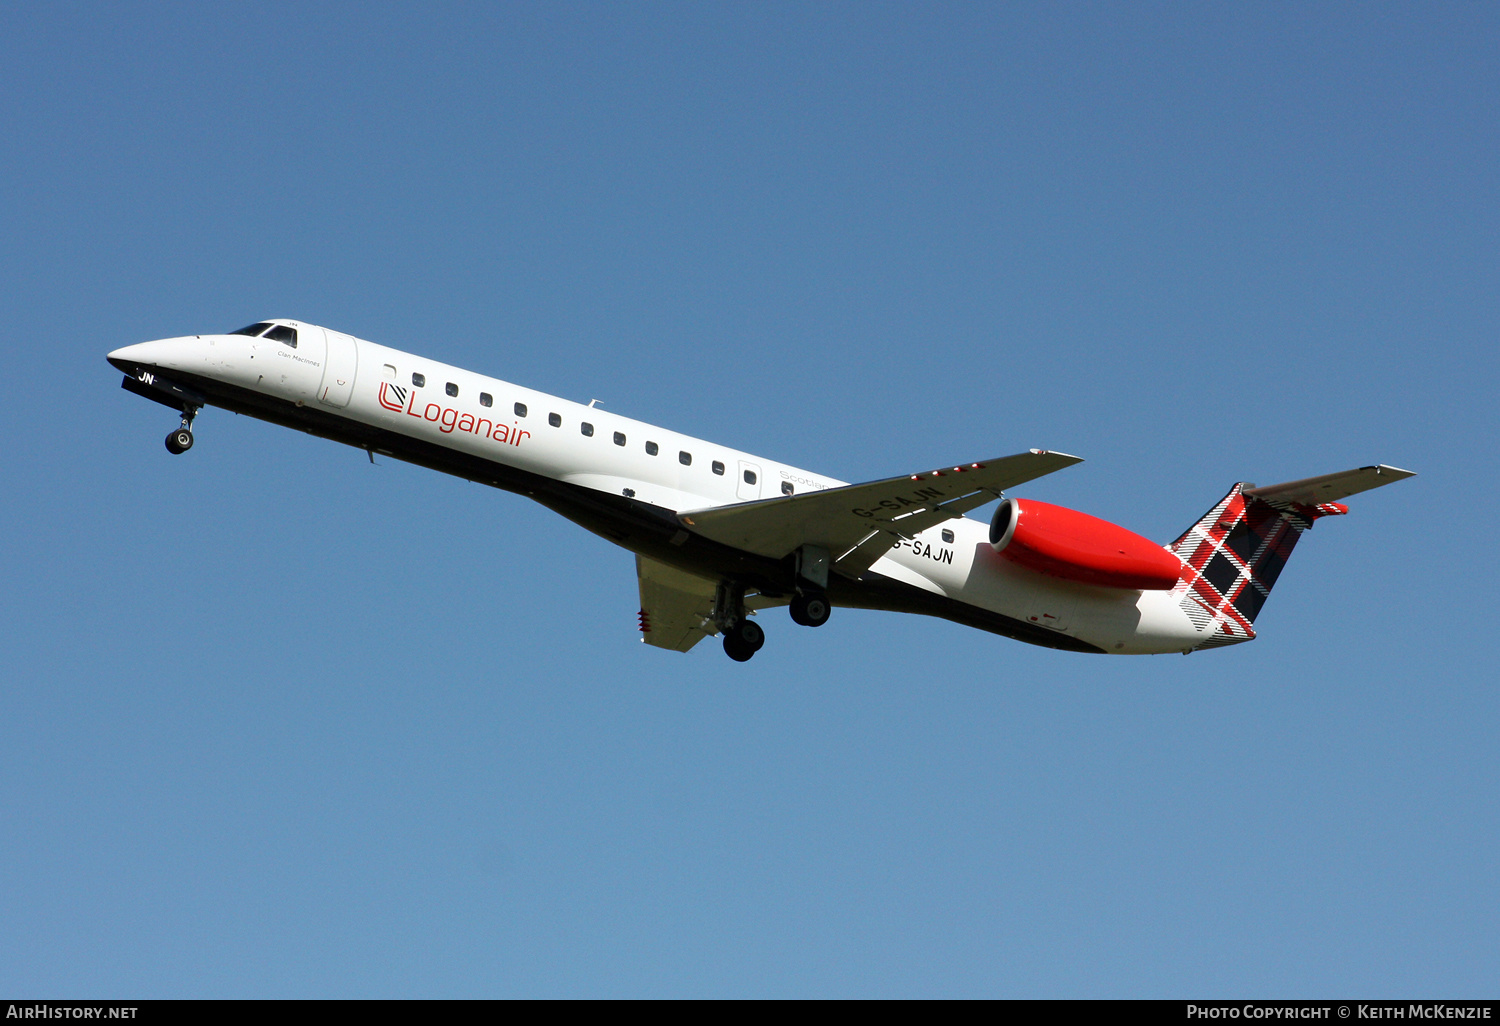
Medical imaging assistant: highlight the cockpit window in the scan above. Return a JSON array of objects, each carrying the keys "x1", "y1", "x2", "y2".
[
  {"x1": 230, "y1": 322, "x2": 272, "y2": 337},
  {"x1": 263, "y1": 325, "x2": 298, "y2": 348}
]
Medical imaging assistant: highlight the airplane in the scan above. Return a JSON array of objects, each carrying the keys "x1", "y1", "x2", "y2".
[{"x1": 107, "y1": 319, "x2": 1413, "y2": 662}]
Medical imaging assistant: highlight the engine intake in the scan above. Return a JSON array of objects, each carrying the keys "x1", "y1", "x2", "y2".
[{"x1": 989, "y1": 498, "x2": 1182, "y2": 591}]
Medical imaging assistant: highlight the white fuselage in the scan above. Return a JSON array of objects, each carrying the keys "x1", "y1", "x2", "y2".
[{"x1": 109, "y1": 321, "x2": 1209, "y2": 655}]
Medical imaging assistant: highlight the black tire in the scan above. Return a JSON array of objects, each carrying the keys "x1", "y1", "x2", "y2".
[
  {"x1": 790, "y1": 591, "x2": 831, "y2": 628},
  {"x1": 723, "y1": 633, "x2": 754, "y2": 662},
  {"x1": 165, "y1": 429, "x2": 193, "y2": 454},
  {"x1": 735, "y1": 619, "x2": 765, "y2": 652}
]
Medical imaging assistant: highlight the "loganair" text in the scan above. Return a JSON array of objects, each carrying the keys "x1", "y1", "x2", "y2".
[{"x1": 380, "y1": 382, "x2": 531, "y2": 447}]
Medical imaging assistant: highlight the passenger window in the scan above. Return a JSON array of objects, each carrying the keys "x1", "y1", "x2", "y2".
[
  {"x1": 230, "y1": 322, "x2": 271, "y2": 337},
  {"x1": 581, "y1": 422, "x2": 594, "y2": 437},
  {"x1": 445, "y1": 382, "x2": 458, "y2": 397},
  {"x1": 514, "y1": 403, "x2": 527, "y2": 417},
  {"x1": 743, "y1": 469, "x2": 757, "y2": 485},
  {"x1": 645, "y1": 441, "x2": 659, "y2": 456},
  {"x1": 782, "y1": 481, "x2": 794, "y2": 495},
  {"x1": 942, "y1": 529, "x2": 955, "y2": 544},
  {"x1": 479, "y1": 393, "x2": 493, "y2": 408},
  {"x1": 613, "y1": 431, "x2": 626, "y2": 446},
  {"x1": 548, "y1": 412, "x2": 561, "y2": 427},
  {"x1": 263, "y1": 325, "x2": 298, "y2": 348},
  {"x1": 712, "y1": 461, "x2": 725, "y2": 476},
  {"x1": 383, "y1": 364, "x2": 397, "y2": 379},
  {"x1": 679, "y1": 451, "x2": 692, "y2": 466},
  {"x1": 412, "y1": 373, "x2": 426, "y2": 387}
]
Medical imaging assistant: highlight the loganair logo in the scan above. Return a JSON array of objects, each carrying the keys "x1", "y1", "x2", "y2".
[
  {"x1": 378, "y1": 381, "x2": 531, "y2": 447},
  {"x1": 378, "y1": 382, "x2": 408, "y2": 412},
  {"x1": 381, "y1": 382, "x2": 411, "y2": 411}
]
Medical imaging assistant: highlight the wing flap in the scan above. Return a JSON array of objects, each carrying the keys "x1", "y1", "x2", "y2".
[{"x1": 636, "y1": 556, "x2": 717, "y2": 653}]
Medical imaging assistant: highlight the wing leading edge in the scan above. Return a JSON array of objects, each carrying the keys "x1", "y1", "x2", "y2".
[{"x1": 677, "y1": 449, "x2": 1083, "y2": 578}]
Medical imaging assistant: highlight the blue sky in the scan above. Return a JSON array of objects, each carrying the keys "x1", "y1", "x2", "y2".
[{"x1": 1, "y1": 1, "x2": 1495, "y2": 997}]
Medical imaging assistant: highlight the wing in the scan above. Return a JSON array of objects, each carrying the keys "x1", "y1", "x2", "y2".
[
  {"x1": 635, "y1": 555, "x2": 718, "y2": 652},
  {"x1": 1244, "y1": 464, "x2": 1415, "y2": 504},
  {"x1": 677, "y1": 449, "x2": 1083, "y2": 577}
]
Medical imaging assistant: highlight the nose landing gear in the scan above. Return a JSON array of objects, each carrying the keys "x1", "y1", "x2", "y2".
[{"x1": 164, "y1": 406, "x2": 199, "y2": 455}]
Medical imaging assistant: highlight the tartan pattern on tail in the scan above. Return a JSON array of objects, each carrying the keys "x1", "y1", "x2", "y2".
[{"x1": 1171, "y1": 484, "x2": 1348, "y2": 647}]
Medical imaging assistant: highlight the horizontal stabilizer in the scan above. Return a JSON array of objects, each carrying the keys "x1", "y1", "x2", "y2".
[
  {"x1": 678, "y1": 449, "x2": 1082, "y2": 577},
  {"x1": 1245, "y1": 465, "x2": 1415, "y2": 505}
]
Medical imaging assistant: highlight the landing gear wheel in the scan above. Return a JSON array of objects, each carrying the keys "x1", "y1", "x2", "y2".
[
  {"x1": 723, "y1": 619, "x2": 765, "y2": 661},
  {"x1": 165, "y1": 428, "x2": 194, "y2": 454},
  {"x1": 789, "y1": 591, "x2": 831, "y2": 627},
  {"x1": 723, "y1": 633, "x2": 754, "y2": 662},
  {"x1": 735, "y1": 618, "x2": 765, "y2": 651},
  {"x1": 165, "y1": 405, "x2": 199, "y2": 455}
]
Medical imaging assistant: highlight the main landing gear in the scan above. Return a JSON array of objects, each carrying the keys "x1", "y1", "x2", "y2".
[
  {"x1": 164, "y1": 406, "x2": 199, "y2": 455},
  {"x1": 714, "y1": 581, "x2": 767, "y2": 663},
  {"x1": 722, "y1": 618, "x2": 765, "y2": 663},
  {"x1": 788, "y1": 544, "x2": 832, "y2": 628},
  {"x1": 713, "y1": 576, "x2": 833, "y2": 662},
  {"x1": 789, "y1": 589, "x2": 831, "y2": 628}
]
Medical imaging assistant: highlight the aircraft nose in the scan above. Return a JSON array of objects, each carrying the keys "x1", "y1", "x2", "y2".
[{"x1": 107, "y1": 337, "x2": 200, "y2": 374}]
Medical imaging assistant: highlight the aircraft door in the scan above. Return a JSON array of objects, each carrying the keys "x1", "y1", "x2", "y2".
[
  {"x1": 318, "y1": 328, "x2": 359, "y2": 407},
  {"x1": 736, "y1": 461, "x2": 762, "y2": 501}
]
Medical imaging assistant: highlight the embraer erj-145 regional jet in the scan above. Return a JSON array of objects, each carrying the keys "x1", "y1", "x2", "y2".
[{"x1": 108, "y1": 320, "x2": 1413, "y2": 662}]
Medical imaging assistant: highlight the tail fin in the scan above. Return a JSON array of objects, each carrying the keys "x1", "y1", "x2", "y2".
[{"x1": 1170, "y1": 465, "x2": 1414, "y2": 647}]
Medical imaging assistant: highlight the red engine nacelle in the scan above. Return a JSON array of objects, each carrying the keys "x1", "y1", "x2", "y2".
[{"x1": 989, "y1": 498, "x2": 1183, "y2": 591}]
